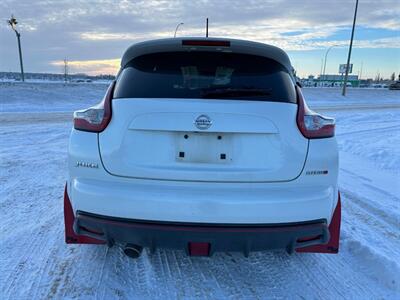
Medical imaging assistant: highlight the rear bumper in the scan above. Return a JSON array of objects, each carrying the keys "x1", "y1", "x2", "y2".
[
  {"x1": 69, "y1": 177, "x2": 337, "y2": 224},
  {"x1": 74, "y1": 211, "x2": 330, "y2": 255},
  {"x1": 64, "y1": 185, "x2": 341, "y2": 255}
]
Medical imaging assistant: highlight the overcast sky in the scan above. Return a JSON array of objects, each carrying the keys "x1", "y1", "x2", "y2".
[{"x1": 0, "y1": 0, "x2": 399, "y2": 78}]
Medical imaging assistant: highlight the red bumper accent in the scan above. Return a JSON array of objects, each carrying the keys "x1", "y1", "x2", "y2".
[
  {"x1": 296, "y1": 192, "x2": 341, "y2": 254},
  {"x1": 64, "y1": 184, "x2": 105, "y2": 244}
]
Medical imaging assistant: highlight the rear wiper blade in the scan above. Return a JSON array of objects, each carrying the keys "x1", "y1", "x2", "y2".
[{"x1": 201, "y1": 88, "x2": 272, "y2": 99}]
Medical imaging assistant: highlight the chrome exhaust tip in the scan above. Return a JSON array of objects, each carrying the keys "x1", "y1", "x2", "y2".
[{"x1": 123, "y1": 244, "x2": 143, "y2": 259}]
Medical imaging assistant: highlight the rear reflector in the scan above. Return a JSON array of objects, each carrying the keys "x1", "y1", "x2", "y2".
[
  {"x1": 188, "y1": 242, "x2": 210, "y2": 256},
  {"x1": 182, "y1": 40, "x2": 230, "y2": 47}
]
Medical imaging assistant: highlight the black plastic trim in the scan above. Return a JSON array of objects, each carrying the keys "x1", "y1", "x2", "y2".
[{"x1": 74, "y1": 211, "x2": 329, "y2": 255}]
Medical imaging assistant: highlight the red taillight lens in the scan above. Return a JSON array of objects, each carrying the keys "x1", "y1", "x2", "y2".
[
  {"x1": 296, "y1": 86, "x2": 335, "y2": 139},
  {"x1": 74, "y1": 81, "x2": 116, "y2": 132}
]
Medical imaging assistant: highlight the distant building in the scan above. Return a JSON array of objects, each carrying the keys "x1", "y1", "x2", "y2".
[
  {"x1": 0, "y1": 71, "x2": 115, "y2": 82},
  {"x1": 317, "y1": 74, "x2": 359, "y2": 87},
  {"x1": 318, "y1": 74, "x2": 359, "y2": 81}
]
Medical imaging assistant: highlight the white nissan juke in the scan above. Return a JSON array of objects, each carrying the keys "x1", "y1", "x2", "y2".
[{"x1": 64, "y1": 38, "x2": 341, "y2": 258}]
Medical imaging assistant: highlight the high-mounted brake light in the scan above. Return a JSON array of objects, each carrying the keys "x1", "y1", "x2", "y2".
[
  {"x1": 182, "y1": 40, "x2": 230, "y2": 47},
  {"x1": 73, "y1": 81, "x2": 116, "y2": 132},
  {"x1": 296, "y1": 86, "x2": 335, "y2": 139}
]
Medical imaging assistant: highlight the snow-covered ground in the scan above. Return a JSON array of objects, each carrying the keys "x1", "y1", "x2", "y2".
[
  {"x1": 0, "y1": 82, "x2": 107, "y2": 113},
  {"x1": 0, "y1": 83, "x2": 399, "y2": 299}
]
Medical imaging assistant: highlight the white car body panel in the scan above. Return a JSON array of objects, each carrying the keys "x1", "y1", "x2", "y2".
[
  {"x1": 98, "y1": 99, "x2": 308, "y2": 182},
  {"x1": 68, "y1": 126, "x2": 338, "y2": 224}
]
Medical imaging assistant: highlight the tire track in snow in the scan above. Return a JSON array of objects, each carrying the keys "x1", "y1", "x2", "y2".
[
  {"x1": 336, "y1": 124, "x2": 400, "y2": 137},
  {"x1": 338, "y1": 169, "x2": 400, "y2": 293},
  {"x1": 340, "y1": 188, "x2": 399, "y2": 230}
]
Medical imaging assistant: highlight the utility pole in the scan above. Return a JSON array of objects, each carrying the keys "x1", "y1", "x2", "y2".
[
  {"x1": 63, "y1": 58, "x2": 68, "y2": 83},
  {"x1": 342, "y1": 0, "x2": 359, "y2": 96},
  {"x1": 7, "y1": 15, "x2": 25, "y2": 82},
  {"x1": 206, "y1": 18, "x2": 209, "y2": 37}
]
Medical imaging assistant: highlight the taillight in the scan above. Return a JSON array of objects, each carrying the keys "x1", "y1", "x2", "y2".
[
  {"x1": 73, "y1": 81, "x2": 116, "y2": 132},
  {"x1": 296, "y1": 86, "x2": 335, "y2": 139}
]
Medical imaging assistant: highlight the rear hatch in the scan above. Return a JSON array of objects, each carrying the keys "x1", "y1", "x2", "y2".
[{"x1": 99, "y1": 50, "x2": 308, "y2": 182}]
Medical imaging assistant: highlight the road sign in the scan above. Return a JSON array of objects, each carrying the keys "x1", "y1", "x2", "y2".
[{"x1": 339, "y1": 64, "x2": 353, "y2": 74}]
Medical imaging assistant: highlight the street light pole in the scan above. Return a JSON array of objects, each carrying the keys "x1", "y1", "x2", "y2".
[
  {"x1": 322, "y1": 45, "x2": 337, "y2": 81},
  {"x1": 174, "y1": 22, "x2": 184, "y2": 38},
  {"x1": 342, "y1": 0, "x2": 359, "y2": 96},
  {"x1": 7, "y1": 15, "x2": 25, "y2": 82},
  {"x1": 319, "y1": 58, "x2": 323, "y2": 78}
]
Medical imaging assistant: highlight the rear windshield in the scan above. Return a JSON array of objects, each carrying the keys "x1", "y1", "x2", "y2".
[{"x1": 114, "y1": 52, "x2": 296, "y2": 103}]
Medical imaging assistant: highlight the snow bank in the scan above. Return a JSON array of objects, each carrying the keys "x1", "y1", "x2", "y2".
[
  {"x1": 0, "y1": 82, "x2": 108, "y2": 113},
  {"x1": 343, "y1": 238, "x2": 400, "y2": 292},
  {"x1": 303, "y1": 87, "x2": 400, "y2": 108}
]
